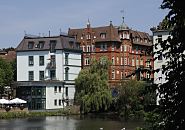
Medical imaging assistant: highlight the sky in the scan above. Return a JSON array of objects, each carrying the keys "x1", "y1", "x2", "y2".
[{"x1": 0, "y1": 0, "x2": 168, "y2": 48}]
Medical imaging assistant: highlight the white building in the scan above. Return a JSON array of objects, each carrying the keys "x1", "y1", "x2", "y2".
[
  {"x1": 16, "y1": 35, "x2": 82, "y2": 110},
  {"x1": 151, "y1": 28, "x2": 170, "y2": 105}
]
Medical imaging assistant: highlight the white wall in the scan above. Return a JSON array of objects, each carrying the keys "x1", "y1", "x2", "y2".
[
  {"x1": 63, "y1": 52, "x2": 81, "y2": 81},
  {"x1": 46, "y1": 85, "x2": 64, "y2": 109},
  {"x1": 153, "y1": 31, "x2": 169, "y2": 85},
  {"x1": 17, "y1": 50, "x2": 65, "y2": 81},
  {"x1": 17, "y1": 51, "x2": 50, "y2": 81},
  {"x1": 153, "y1": 30, "x2": 170, "y2": 105}
]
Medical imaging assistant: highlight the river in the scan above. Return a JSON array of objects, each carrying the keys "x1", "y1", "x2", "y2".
[{"x1": 0, "y1": 115, "x2": 143, "y2": 130}]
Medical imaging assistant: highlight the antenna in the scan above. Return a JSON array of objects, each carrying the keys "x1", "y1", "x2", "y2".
[
  {"x1": 60, "y1": 28, "x2": 62, "y2": 35},
  {"x1": 120, "y1": 9, "x2": 125, "y2": 22},
  {"x1": 24, "y1": 30, "x2": 27, "y2": 36}
]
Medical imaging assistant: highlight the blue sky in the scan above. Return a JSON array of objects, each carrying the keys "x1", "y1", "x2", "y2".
[{"x1": 0, "y1": 0, "x2": 167, "y2": 48}]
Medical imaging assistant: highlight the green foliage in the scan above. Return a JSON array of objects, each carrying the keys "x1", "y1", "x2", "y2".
[
  {"x1": 158, "y1": 1, "x2": 185, "y2": 130},
  {"x1": 0, "y1": 109, "x2": 72, "y2": 119},
  {"x1": 75, "y1": 57, "x2": 112, "y2": 114},
  {"x1": 0, "y1": 58, "x2": 14, "y2": 96},
  {"x1": 115, "y1": 80, "x2": 154, "y2": 121},
  {"x1": 145, "y1": 1, "x2": 185, "y2": 130}
]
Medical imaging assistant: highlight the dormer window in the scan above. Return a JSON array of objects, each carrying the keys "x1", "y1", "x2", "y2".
[
  {"x1": 39, "y1": 41, "x2": 45, "y2": 49},
  {"x1": 37, "y1": 41, "x2": 45, "y2": 49},
  {"x1": 69, "y1": 41, "x2": 74, "y2": 48},
  {"x1": 28, "y1": 42, "x2": 34, "y2": 49},
  {"x1": 50, "y1": 40, "x2": 57, "y2": 53},
  {"x1": 86, "y1": 34, "x2": 91, "y2": 40},
  {"x1": 100, "y1": 33, "x2": 106, "y2": 39}
]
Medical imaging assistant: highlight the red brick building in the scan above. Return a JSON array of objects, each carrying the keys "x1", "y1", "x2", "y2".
[
  {"x1": 0, "y1": 50, "x2": 16, "y2": 62},
  {"x1": 68, "y1": 19, "x2": 153, "y2": 87}
]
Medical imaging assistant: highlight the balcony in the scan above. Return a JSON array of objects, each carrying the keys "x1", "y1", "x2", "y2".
[{"x1": 46, "y1": 62, "x2": 56, "y2": 69}]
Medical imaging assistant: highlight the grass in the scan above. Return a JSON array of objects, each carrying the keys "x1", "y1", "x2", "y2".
[{"x1": 0, "y1": 108, "x2": 78, "y2": 119}]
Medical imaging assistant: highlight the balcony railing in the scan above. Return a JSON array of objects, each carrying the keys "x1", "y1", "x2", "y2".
[{"x1": 46, "y1": 62, "x2": 56, "y2": 69}]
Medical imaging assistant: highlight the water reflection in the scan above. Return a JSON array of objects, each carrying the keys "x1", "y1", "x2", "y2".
[{"x1": 0, "y1": 115, "x2": 143, "y2": 130}]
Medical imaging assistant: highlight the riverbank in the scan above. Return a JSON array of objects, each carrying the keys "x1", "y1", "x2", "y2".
[{"x1": 0, "y1": 106, "x2": 80, "y2": 119}]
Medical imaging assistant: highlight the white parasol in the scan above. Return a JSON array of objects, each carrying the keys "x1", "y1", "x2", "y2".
[
  {"x1": 9, "y1": 98, "x2": 27, "y2": 104},
  {"x1": 0, "y1": 99, "x2": 10, "y2": 104}
]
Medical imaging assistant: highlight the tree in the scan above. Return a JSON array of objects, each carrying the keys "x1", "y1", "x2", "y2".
[
  {"x1": 155, "y1": 1, "x2": 185, "y2": 130},
  {"x1": 0, "y1": 58, "x2": 14, "y2": 97},
  {"x1": 115, "y1": 80, "x2": 152, "y2": 121},
  {"x1": 74, "y1": 57, "x2": 112, "y2": 114}
]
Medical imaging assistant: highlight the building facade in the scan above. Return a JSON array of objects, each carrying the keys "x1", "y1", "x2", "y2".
[
  {"x1": 151, "y1": 27, "x2": 170, "y2": 105},
  {"x1": 68, "y1": 19, "x2": 153, "y2": 87},
  {"x1": 16, "y1": 35, "x2": 82, "y2": 110}
]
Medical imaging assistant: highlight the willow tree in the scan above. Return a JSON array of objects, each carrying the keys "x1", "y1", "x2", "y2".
[{"x1": 75, "y1": 57, "x2": 112, "y2": 114}]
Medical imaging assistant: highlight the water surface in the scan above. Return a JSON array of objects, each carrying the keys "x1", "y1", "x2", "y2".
[{"x1": 0, "y1": 115, "x2": 143, "y2": 130}]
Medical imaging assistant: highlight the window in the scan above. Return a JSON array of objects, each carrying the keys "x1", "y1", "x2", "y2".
[
  {"x1": 65, "y1": 53, "x2": 69, "y2": 65},
  {"x1": 65, "y1": 87, "x2": 68, "y2": 97},
  {"x1": 28, "y1": 42, "x2": 34, "y2": 49},
  {"x1": 123, "y1": 32, "x2": 127, "y2": 39},
  {"x1": 136, "y1": 47, "x2": 138, "y2": 54},
  {"x1": 136, "y1": 57, "x2": 139, "y2": 66},
  {"x1": 65, "y1": 67, "x2": 69, "y2": 80},
  {"x1": 86, "y1": 34, "x2": 91, "y2": 39},
  {"x1": 158, "y1": 35, "x2": 162, "y2": 43},
  {"x1": 112, "y1": 57, "x2": 115, "y2": 65},
  {"x1": 85, "y1": 57, "x2": 90, "y2": 65},
  {"x1": 50, "y1": 55, "x2": 56, "y2": 67},
  {"x1": 158, "y1": 52, "x2": 163, "y2": 61},
  {"x1": 28, "y1": 56, "x2": 34, "y2": 66},
  {"x1": 54, "y1": 86, "x2": 57, "y2": 93},
  {"x1": 69, "y1": 41, "x2": 74, "y2": 48},
  {"x1": 125, "y1": 72, "x2": 128, "y2": 77},
  {"x1": 50, "y1": 70, "x2": 56, "y2": 80},
  {"x1": 28, "y1": 71, "x2": 34, "y2": 81},
  {"x1": 112, "y1": 44, "x2": 115, "y2": 51},
  {"x1": 121, "y1": 45, "x2": 123, "y2": 52},
  {"x1": 124, "y1": 45, "x2": 127, "y2": 51},
  {"x1": 121, "y1": 57, "x2": 123, "y2": 65},
  {"x1": 39, "y1": 56, "x2": 44, "y2": 66},
  {"x1": 100, "y1": 33, "x2": 106, "y2": 39},
  {"x1": 120, "y1": 33, "x2": 123, "y2": 39},
  {"x1": 100, "y1": 43, "x2": 107, "y2": 51},
  {"x1": 112, "y1": 69, "x2": 115, "y2": 79},
  {"x1": 146, "y1": 72, "x2": 150, "y2": 79},
  {"x1": 140, "y1": 58, "x2": 143, "y2": 66},
  {"x1": 117, "y1": 56, "x2": 119, "y2": 64},
  {"x1": 54, "y1": 99, "x2": 57, "y2": 106},
  {"x1": 124, "y1": 58, "x2": 127, "y2": 65},
  {"x1": 39, "y1": 71, "x2": 44, "y2": 80},
  {"x1": 91, "y1": 45, "x2": 95, "y2": 52},
  {"x1": 59, "y1": 99, "x2": 62, "y2": 106},
  {"x1": 87, "y1": 45, "x2": 91, "y2": 52},
  {"x1": 121, "y1": 71, "x2": 124, "y2": 79},
  {"x1": 59, "y1": 86, "x2": 61, "y2": 93},
  {"x1": 38, "y1": 41, "x2": 45, "y2": 49},
  {"x1": 82, "y1": 46, "x2": 85, "y2": 52},
  {"x1": 146, "y1": 59, "x2": 151, "y2": 67},
  {"x1": 50, "y1": 40, "x2": 57, "y2": 53},
  {"x1": 132, "y1": 58, "x2": 135, "y2": 66}
]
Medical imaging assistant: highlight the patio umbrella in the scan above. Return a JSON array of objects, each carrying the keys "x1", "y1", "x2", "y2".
[
  {"x1": 0, "y1": 99, "x2": 10, "y2": 104},
  {"x1": 9, "y1": 98, "x2": 27, "y2": 104}
]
